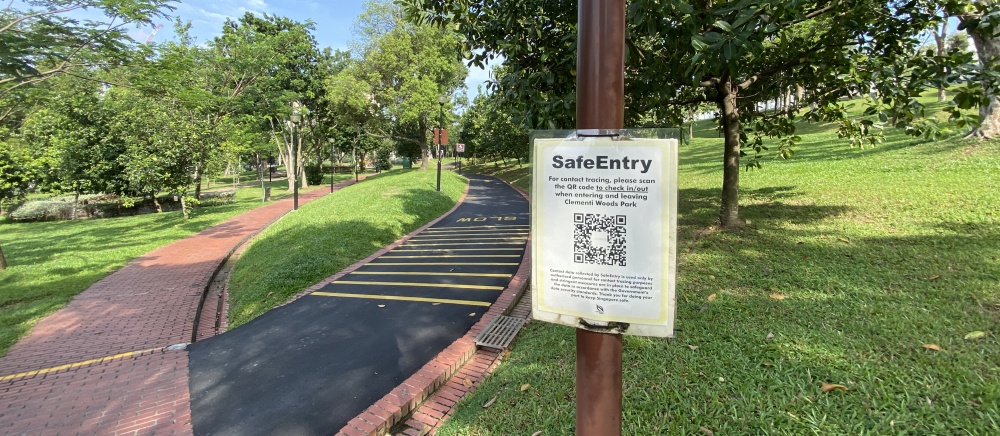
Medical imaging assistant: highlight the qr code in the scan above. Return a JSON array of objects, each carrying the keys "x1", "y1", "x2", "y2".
[{"x1": 573, "y1": 213, "x2": 626, "y2": 266}]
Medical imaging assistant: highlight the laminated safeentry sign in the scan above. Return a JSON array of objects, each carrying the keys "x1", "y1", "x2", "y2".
[{"x1": 531, "y1": 134, "x2": 678, "y2": 337}]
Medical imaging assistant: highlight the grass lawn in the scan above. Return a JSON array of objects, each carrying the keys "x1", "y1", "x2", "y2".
[
  {"x1": 0, "y1": 173, "x2": 352, "y2": 356},
  {"x1": 226, "y1": 169, "x2": 468, "y2": 328},
  {"x1": 441, "y1": 119, "x2": 999, "y2": 433}
]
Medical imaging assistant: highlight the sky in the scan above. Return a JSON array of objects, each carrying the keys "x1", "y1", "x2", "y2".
[{"x1": 151, "y1": 0, "x2": 493, "y2": 100}]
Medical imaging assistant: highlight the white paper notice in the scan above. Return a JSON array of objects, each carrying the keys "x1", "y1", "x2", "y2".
[{"x1": 531, "y1": 137, "x2": 677, "y2": 337}]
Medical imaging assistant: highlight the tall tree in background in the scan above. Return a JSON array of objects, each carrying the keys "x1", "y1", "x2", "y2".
[
  {"x1": 212, "y1": 13, "x2": 322, "y2": 192},
  {"x1": 352, "y1": 0, "x2": 467, "y2": 170},
  {"x1": 949, "y1": 0, "x2": 1000, "y2": 138}
]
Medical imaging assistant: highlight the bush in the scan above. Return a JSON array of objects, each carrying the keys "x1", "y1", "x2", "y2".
[
  {"x1": 304, "y1": 165, "x2": 324, "y2": 185},
  {"x1": 375, "y1": 148, "x2": 393, "y2": 172},
  {"x1": 200, "y1": 190, "x2": 235, "y2": 205},
  {"x1": 9, "y1": 200, "x2": 73, "y2": 221}
]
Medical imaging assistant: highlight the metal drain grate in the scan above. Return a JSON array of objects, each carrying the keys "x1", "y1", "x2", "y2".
[{"x1": 474, "y1": 315, "x2": 527, "y2": 350}]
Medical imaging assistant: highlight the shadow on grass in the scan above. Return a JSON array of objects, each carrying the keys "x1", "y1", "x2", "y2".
[{"x1": 439, "y1": 185, "x2": 998, "y2": 435}]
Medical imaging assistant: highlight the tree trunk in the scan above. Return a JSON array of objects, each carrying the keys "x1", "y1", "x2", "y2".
[
  {"x1": 180, "y1": 195, "x2": 188, "y2": 220},
  {"x1": 717, "y1": 75, "x2": 744, "y2": 229},
  {"x1": 420, "y1": 118, "x2": 430, "y2": 170},
  {"x1": 0, "y1": 244, "x2": 7, "y2": 270},
  {"x1": 285, "y1": 127, "x2": 296, "y2": 192},
  {"x1": 934, "y1": 18, "x2": 948, "y2": 102},
  {"x1": 194, "y1": 163, "x2": 203, "y2": 200},
  {"x1": 298, "y1": 134, "x2": 308, "y2": 188},
  {"x1": 967, "y1": 25, "x2": 1000, "y2": 139}
]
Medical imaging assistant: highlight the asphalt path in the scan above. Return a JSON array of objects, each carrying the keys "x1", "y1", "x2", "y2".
[{"x1": 188, "y1": 174, "x2": 529, "y2": 436}]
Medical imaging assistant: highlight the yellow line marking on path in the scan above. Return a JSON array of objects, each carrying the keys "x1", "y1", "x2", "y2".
[
  {"x1": 0, "y1": 347, "x2": 163, "y2": 382},
  {"x1": 392, "y1": 248, "x2": 524, "y2": 252},
  {"x1": 402, "y1": 242, "x2": 525, "y2": 247},
  {"x1": 333, "y1": 281, "x2": 504, "y2": 290},
  {"x1": 312, "y1": 292, "x2": 491, "y2": 307},
  {"x1": 379, "y1": 255, "x2": 522, "y2": 259},
  {"x1": 367, "y1": 262, "x2": 520, "y2": 266},
  {"x1": 408, "y1": 237, "x2": 528, "y2": 242},
  {"x1": 350, "y1": 271, "x2": 513, "y2": 278}
]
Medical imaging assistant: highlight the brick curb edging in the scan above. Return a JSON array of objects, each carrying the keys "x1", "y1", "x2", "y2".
[
  {"x1": 336, "y1": 176, "x2": 533, "y2": 436},
  {"x1": 196, "y1": 175, "x2": 369, "y2": 339}
]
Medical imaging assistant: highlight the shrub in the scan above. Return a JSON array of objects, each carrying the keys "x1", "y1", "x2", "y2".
[
  {"x1": 304, "y1": 165, "x2": 324, "y2": 185},
  {"x1": 375, "y1": 148, "x2": 393, "y2": 172},
  {"x1": 9, "y1": 200, "x2": 73, "y2": 222}
]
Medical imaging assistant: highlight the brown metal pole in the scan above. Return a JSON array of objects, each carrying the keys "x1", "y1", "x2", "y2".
[{"x1": 576, "y1": 1, "x2": 625, "y2": 436}]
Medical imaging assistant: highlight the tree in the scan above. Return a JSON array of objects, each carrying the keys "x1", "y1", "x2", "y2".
[
  {"x1": 213, "y1": 13, "x2": 323, "y2": 192},
  {"x1": 0, "y1": 0, "x2": 174, "y2": 105},
  {"x1": 351, "y1": 0, "x2": 467, "y2": 170},
  {"x1": 949, "y1": 0, "x2": 1000, "y2": 138},
  {"x1": 402, "y1": 0, "x2": 984, "y2": 228}
]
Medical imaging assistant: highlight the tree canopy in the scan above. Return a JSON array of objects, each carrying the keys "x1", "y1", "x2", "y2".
[{"x1": 402, "y1": 0, "x2": 999, "y2": 228}]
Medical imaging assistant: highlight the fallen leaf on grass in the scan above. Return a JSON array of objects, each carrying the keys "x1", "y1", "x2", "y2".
[
  {"x1": 922, "y1": 343, "x2": 941, "y2": 351},
  {"x1": 769, "y1": 293, "x2": 786, "y2": 300},
  {"x1": 964, "y1": 331, "x2": 986, "y2": 340},
  {"x1": 837, "y1": 237, "x2": 851, "y2": 244},
  {"x1": 698, "y1": 426, "x2": 714, "y2": 436},
  {"x1": 928, "y1": 274, "x2": 942, "y2": 281},
  {"x1": 707, "y1": 293, "x2": 717, "y2": 302},
  {"x1": 688, "y1": 345, "x2": 699, "y2": 350},
  {"x1": 766, "y1": 332, "x2": 775, "y2": 340},
  {"x1": 531, "y1": 432, "x2": 543, "y2": 436},
  {"x1": 463, "y1": 378, "x2": 473, "y2": 388},
  {"x1": 520, "y1": 383, "x2": 531, "y2": 392},
  {"x1": 482, "y1": 395, "x2": 498, "y2": 408},
  {"x1": 821, "y1": 382, "x2": 848, "y2": 393}
]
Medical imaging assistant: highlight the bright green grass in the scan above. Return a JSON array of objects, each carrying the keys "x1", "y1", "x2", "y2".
[
  {"x1": 226, "y1": 169, "x2": 468, "y2": 328},
  {"x1": 438, "y1": 121, "x2": 999, "y2": 433},
  {"x1": 0, "y1": 174, "x2": 352, "y2": 357}
]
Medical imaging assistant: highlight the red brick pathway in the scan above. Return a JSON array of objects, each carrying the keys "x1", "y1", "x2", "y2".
[{"x1": 0, "y1": 178, "x2": 361, "y2": 435}]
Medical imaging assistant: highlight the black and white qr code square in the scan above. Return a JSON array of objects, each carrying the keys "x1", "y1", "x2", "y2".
[{"x1": 573, "y1": 213, "x2": 627, "y2": 266}]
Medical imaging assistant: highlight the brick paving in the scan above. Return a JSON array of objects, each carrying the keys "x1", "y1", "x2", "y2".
[
  {"x1": 0, "y1": 174, "x2": 536, "y2": 436},
  {"x1": 0, "y1": 178, "x2": 361, "y2": 436}
]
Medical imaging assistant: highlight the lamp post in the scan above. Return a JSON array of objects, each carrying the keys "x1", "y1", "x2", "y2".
[
  {"x1": 436, "y1": 94, "x2": 446, "y2": 192},
  {"x1": 290, "y1": 106, "x2": 301, "y2": 211},
  {"x1": 329, "y1": 137, "x2": 336, "y2": 192}
]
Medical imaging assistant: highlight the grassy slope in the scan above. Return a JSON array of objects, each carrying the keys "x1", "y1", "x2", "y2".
[
  {"x1": 0, "y1": 174, "x2": 350, "y2": 356},
  {"x1": 226, "y1": 169, "x2": 468, "y2": 328},
  {"x1": 441, "y1": 116, "x2": 999, "y2": 433}
]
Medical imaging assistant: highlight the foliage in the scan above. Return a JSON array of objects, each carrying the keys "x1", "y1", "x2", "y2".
[
  {"x1": 374, "y1": 145, "x2": 393, "y2": 171},
  {"x1": 0, "y1": 0, "x2": 174, "y2": 104},
  {"x1": 7, "y1": 199, "x2": 73, "y2": 221},
  {"x1": 460, "y1": 80, "x2": 529, "y2": 164},
  {"x1": 0, "y1": 140, "x2": 35, "y2": 210},
  {"x1": 337, "y1": 0, "x2": 468, "y2": 170},
  {"x1": 304, "y1": 164, "x2": 324, "y2": 185},
  {"x1": 400, "y1": 0, "x2": 993, "y2": 228}
]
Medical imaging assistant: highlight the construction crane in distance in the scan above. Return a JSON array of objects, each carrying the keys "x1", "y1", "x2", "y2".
[{"x1": 144, "y1": 23, "x2": 163, "y2": 44}]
